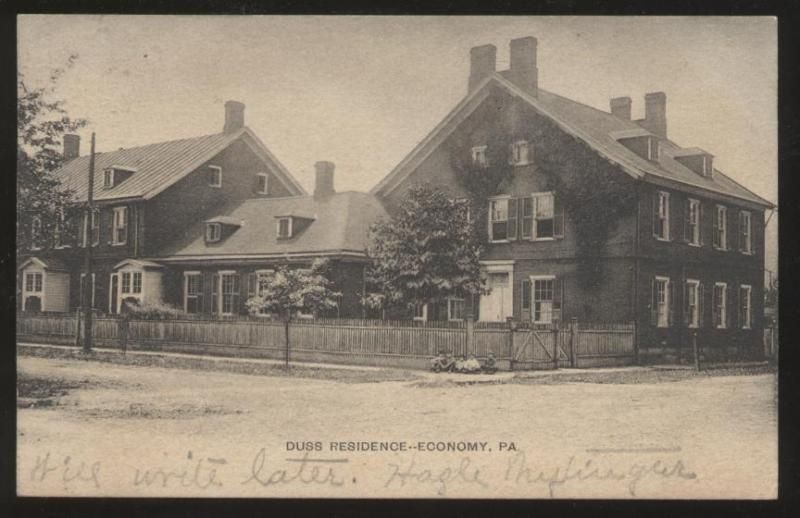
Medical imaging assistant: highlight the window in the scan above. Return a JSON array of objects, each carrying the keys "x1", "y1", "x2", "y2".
[
  {"x1": 54, "y1": 209, "x2": 67, "y2": 248},
  {"x1": 250, "y1": 270, "x2": 275, "y2": 315},
  {"x1": 220, "y1": 272, "x2": 240, "y2": 315},
  {"x1": 702, "y1": 156, "x2": 713, "y2": 177},
  {"x1": 713, "y1": 205, "x2": 728, "y2": 250},
  {"x1": 531, "y1": 277, "x2": 561, "y2": 324},
  {"x1": 739, "y1": 285, "x2": 752, "y2": 329},
  {"x1": 471, "y1": 145, "x2": 488, "y2": 167},
  {"x1": 533, "y1": 193, "x2": 555, "y2": 239},
  {"x1": 739, "y1": 211, "x2": 752, "y2": 254},
  {"x1": 112, "y1": 206, "x2": 128, "y2": 245},
  {"x1": 489, "y1": 198, "x2": 509, "y2": 241},
  {"x1": 685, "y1": 279, "x2": 701, "y2": 328},
  {"x1": 30, "y1": 215, "x2": 42, "y2": 250},
  {"x1": 256, "y1": 173, "x2": 269, "y2": 195},
  {"x1": 25, "y1": 272, "x2": 43, "y2": 293},
  {"x1": 520, "y1": 197, "x2": 533, "y2": 239},
  {"x1": 653, "y1": 191, "x2": 670, "y2": 240},
  {"x1": 648, "y1": 137, "x2": 660, "y2": 161},
  {"x1": 208, "y1": 165, "x2": 222, "y2": 187},
  {"x1": 277, "y1": 217, "x2": 293, "y2": 239},
  {"x1": 685, "y1": 199, "x2": 701, "y2": 246},
  {"x1": 447, "y1": 298, "x2": 465, "y2": 321},
  {"x1": 103, "y1": 169, "x2": 114, "y2": 189},
  {"x1": 510, "y1": 140, "x2": 530, "y2": 165},
  {"x1": 121, "y1": 271, "x2": 142, "y2": 295},
  {"x1": 652, "y1": 277, "x2": 671, "y2": 328},
  {"x1": 82, "y1": 209, "x2": 100, "y2": 247},
  {"x1": 205, "y1": 223, "x2": 222, "y2": 243},
  {"x1": 713, "y1": 282, "x2": 727, "y2": 329},
  {"x1": 184, "y1": 272, "x2": 204, "y2": 313},
  {"x1": 413, "y1": 303, "x2": 428, "y2": 322}
]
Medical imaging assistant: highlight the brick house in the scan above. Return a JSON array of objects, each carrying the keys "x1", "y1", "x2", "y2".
[
  {"x1": 18, "y1": 101, "x2": 385, "y2": 318},
  {"x1": 371, "y1": 37, "x2": 773, "y2": 357}
]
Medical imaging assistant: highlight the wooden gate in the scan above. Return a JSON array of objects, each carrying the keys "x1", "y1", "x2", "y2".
[{"x1": 511, "y1": 323, "x2": 570, "y2": 369}]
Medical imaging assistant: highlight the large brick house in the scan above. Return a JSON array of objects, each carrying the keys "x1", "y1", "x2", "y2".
[
  {"x1": 371, "y1": 37, "x2": 773, "y2": 357},
  {"x1": 18, "y1": 101, "x2": 385, "y2": 318}
]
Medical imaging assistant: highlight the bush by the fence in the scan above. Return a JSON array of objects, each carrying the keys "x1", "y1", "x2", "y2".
[{"x1": 122, "y1": 300, "x2": 185, "y2": 320}]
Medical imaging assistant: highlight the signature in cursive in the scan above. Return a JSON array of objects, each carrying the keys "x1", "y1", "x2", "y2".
[
  {"x1": 242, "y1": 448, "x2": 347, "y2": 488},
  {"x1": 504, "y1": 450, "x2": 697, "y2": 497},
  {"x1": 30, "y1": 452, "x2": 101, "y2": 489},
  {"x1": 385, "y1": 455, "x2": 489, "y2": 496}
]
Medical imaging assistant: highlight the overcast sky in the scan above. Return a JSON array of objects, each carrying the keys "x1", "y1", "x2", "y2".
[{"x1": 18, "y1": 15, "x2": 777, "y2": 273}]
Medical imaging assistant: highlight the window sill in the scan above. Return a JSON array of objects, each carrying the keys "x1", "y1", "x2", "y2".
[
  {"x1": 742, "y1": 326, "x2": 752, "y2": 330},
  {"x1": 531, "y1": 237, "x2": 555, "y2": 242},
  {"x1": 687, "y1": 242, "x2": 702, "y2": 248},
  {"x1": 713, "y1": 246, "x2": 729, "y2": 252},
  {"x1": 209, "y1": 183, "x2": 222, "y2": 188},
  {"x1": 111, "y1": 242, "x2": 127, "y2": 247},
  {"x1": 488, "y1": 239, "x2": 509, "y2": 244},
  {"x1": 654, "y1": 236, "x2": 671, "y2": 242}
]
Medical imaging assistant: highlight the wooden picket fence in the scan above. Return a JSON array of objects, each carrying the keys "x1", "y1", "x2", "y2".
[{"x1": 16, "y1": 313, "x2": 635, "y2": 370}]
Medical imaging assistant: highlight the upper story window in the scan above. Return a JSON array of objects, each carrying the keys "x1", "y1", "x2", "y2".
[
  {"x1": 653, "y1": 191, "x2": 670, "y2": 241},
  {"x1": 471, "y1": 145, "x2": 488, "y2": 167},
  {"x1": 112, "y1": 206, "x2": 128, "y2": 246},
  {"x1": 29, "y1": 215, "x2": 43, "y2": 251},
  {"x1": 208, "y1": 165, "x2": 222, "y2": 188},
  {"x1": 103, "y1": 169, "x2": 114, "y2": 189},
  {"x1": 489, "y1": 193, "x2": 562, "y2": 242},
  {"x1": 739, "y1": 210, "x2": 752, "y2": 254},
  {"x1": 489, "y1": 198, "x2": 509, "y2": 241},
  {"x1": 205, "y1": 222, "x2": 222, "y2": 243},
  {"x1": 256, "y1": 173, "x2": 269, "y2": 195},
  {"x1": 713, "y1": 204, "x2": 728, "y2": 250},
  {"x1": 510, "y1": 140, "x2": 530, "y2": 166},
  {"x1": 685, "y1": 198, "x2": 701, "y2": 246},
  {"x1": 53, "y1": 209, "x2": 68, "y2": 249},
  {"x1": 81, "y1": 209, "x2": 100, "y2": 248},
  {"x1": 277, "y1": 217, "x2": 293, "y2": 239}
]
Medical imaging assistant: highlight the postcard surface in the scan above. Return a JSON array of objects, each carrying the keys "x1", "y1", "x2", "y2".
[{"x1": 16, "y1": 15, "x2": 777, "y2": 499}]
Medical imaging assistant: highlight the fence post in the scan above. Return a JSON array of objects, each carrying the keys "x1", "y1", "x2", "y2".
[
  {"x1": 553, "y1": 322, "x2": 559, "y2": 370},
  {"x1": 119, "y1": 315, "x2": 129, "y2": 355},
  {"x1": 465, "y1": 316, "x2": 474, "y2": 357},
  {"x1": 569, "y1": 317, "x2": 577, "y2": 368},
  {"x1": 507, "y1": 317, "x2": 515, "y2": 371},
  {"x1": 692, "y1": 331, "x2": 701, "y2": 371},
  {"x1": 74, "y1": 308, "x2": 82, "y2": 347}
]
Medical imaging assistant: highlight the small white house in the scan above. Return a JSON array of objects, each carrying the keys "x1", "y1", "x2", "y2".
[
  {"x1": 110, "y1": 259, "x2": 165, "y2": 313},
  {"x1": 18, "y1": 257, "x2": 71, "y2": 313}
]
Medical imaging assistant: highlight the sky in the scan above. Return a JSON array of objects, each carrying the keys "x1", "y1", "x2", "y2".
[{"x1": 17, "y1": 15, "x2": 777, "y2": 274}]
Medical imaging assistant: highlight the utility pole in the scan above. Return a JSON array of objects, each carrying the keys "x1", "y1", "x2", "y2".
[{"x1": 82, "y1": 132, "x2": 96, "y2": 354}]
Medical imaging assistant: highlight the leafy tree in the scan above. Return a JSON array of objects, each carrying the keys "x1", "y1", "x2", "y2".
[
  {"x1": 365, "y1": 183, "x2": 484, "y2": 317},
  {"x1": 245, "y1": 259, "x2": 341, "y2": 367},
  {"x1": 17, "y1": 55, "x2": 87, "y2": 257}
]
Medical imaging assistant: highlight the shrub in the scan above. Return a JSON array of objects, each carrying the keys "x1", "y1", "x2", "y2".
[{"x1": 122, "y1": 299, "x2": 185, "y2": 320}]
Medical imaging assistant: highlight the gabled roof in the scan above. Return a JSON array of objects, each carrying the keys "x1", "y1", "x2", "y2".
[
  {"x1": 53, "y1": 127, "x2": 306, "y2": 202},
  {"x1": 18, "y1": 257, "x2": 70, "y2": 272},
  {"x1": 154, "y1": 191, "x2": 388, "y2": 261},
  {"x1": 371, "y1": 73, "x2": 773, "y2": 209},
  {"x1": 113, "y1": 259, "x2": 165, "y2": 270}
]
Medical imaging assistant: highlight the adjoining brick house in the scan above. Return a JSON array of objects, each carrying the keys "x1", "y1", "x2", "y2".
[
  {"x1": 18, "y1": 101, "x2": 385, "y2": 319},
  {"x1": 371, "y1": 37, "x2": 773, "y2": 357}
]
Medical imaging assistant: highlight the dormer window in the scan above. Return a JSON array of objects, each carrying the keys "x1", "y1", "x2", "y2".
[
  {"x1": 256, "y1": 173, "x2": 268, "y2": 195},
  {"x1": 103, "y1": 169, "x2": 114, "y2": 189},
  {"x1": 471, "y1": 145, "x2": 488, "y2": 167},
  {"x1": 208, "y1": 165, "x2": 222, "y2": 188},
  {"x1": 648, "y1": 137, "x2": 659, "y2": 160},
  {"x1": 277, "y1": 217, "x2": 293, "y2": 239},
  {"x1": 103, "y1": 165, "x2": 137, "y2": 189},
  {"x1": 510, "y1": 140, "x2": 530, "y2": 166},
  {"x1": 205, "y1": 222, "x2": 222, "y2": 242},
  {"x1": 673, "y1": 148, "x2": 714, "y2": 178},
  {"x1": 612, "y1": 130, "x2": 659, "y2": 162}
]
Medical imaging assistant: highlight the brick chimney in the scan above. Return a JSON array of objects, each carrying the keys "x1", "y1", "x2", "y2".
[
  {"x1": 223, "y1": 100, "x2": 245, "y2": 133},
  {"x1": 468, "y1": 44, "x2": 497, "y2": 92},
  {"x1": 63, "y1": 134, "x2": 80, "y2": 160},
  {"x1": 314, "y1": 161, "x2": 335, "y2": 200},
  {"x1": 610, "y1": 97, "x2": 632, "y2": 120},
  {"x1": 640, "y1": 92, "x2": 667, "y2": 138},
  {"x1": 508, "y1": 36, "x2": 538, "y2": 96}
]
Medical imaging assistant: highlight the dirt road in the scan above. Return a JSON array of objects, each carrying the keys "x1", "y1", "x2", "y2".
[{"x1": 17, "y1": 356, "x2": 777, "y2": 499}]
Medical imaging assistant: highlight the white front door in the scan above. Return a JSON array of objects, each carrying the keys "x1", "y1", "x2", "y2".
[{"x1": 480, "y1": 272, "x2": 512, "y2": 322}]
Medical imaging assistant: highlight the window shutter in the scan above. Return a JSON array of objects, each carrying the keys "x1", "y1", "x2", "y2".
[
  {"x1": 668, "y1": 280, "x2": 675, "y2": 326},
  {"x1": 711, "y1": 285, "x2": 719, "y2": 327},
  {"x1": 652, "y1": 193, "x2": 659, "y2": 237},
  {"x1": 248, "y1": 273, "x2": 257, "y2": 296},
  {"x1": 683, "y1": 282, "x2": 690, "y2": 326},
  {"x1": 698, "y1": 203, "x2": 705, "y2": 246},
  {"x1": 650, "y1": 278, "x2": 658, "y2": 326},
  {"x1": 712, "y1": 208, "x2": 719, "y2": 248},
  {"x1": 521, "y1": 279, "x2": 531, "y2": 318},
  {"x1": 730, "y1": 283, "x2": 737, "y2": 329},
  {"x1": 683, "y1": 199, "x2": 690, "y2": 243},
  {"x1": 698, "y1": 283, "x2": 705, "y2": 328},
  {"x1": 554, "y1": 194, "x2": 565, "y2": 239},
  {"x1": 508, "y1": 198, "x2": 518, "y2": 241},
  {"x1": 211, "y1": 273, "x2": 219, "y2": 314},
  {"x1": 554, "y1": 277, "x2": 563, "y2": 322}
]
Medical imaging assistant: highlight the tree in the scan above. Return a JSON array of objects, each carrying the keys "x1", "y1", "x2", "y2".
[
  {"x1": 365, "y1": 183, "x2": 484, "y2": 317},
  {"x1": 17, "y1": 55, "x2": 87, "y2": 257},
  {"x1": 245, "y1": 259, "x2": 341, "y2": 367}
]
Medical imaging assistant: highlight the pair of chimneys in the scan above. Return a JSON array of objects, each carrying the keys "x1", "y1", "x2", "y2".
[
  {"x1": 469, "y1": 36, "x2": 539, "y2": 96},
  {"x1": 610, "y1": 92, "x2": 668, "y2": 139}
]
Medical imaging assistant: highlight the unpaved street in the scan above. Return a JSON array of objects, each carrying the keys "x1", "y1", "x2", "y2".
[{"x1": 17, "y1": 356, "x2": 777, "y2": 499}]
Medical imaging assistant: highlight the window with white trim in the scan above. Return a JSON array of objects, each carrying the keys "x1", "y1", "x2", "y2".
[
  {"x1": 739, "y1": 210, "x2": 752, "y2": 254},
  {"x1": 713, "y1": 282, "x2": 727, "y2": 329},
  {"x1": 256, "y1": 173, "x2": 269, "y2": 195},
  {"x1": 220, "y1": 272, "x2": 240, "y2": 315},
  {"x1": 489, "y1": 198, "x2": 509, "y2": 241},
  {"x1": 184, "y1": 272, "x2": 203, "y2": 314},
  {"x1": 471, "y1": 145, "x2": 488, "y2": 167},
  {"x1": 205, "y1": 223, "x2": 222, "y2": 243},
  {"x1": 532, "y1": 277, "x2": 557, "y2": 324},
  {"x1": 713, "y1": 205, "x2": 728, "y2": 250},
  {"x1": 413, "y1": 303, "x2": 428, "y2": 322},
  {"x1": 103, "y1": 169, "x2": 114, "y2": 189},
  {"x1": 121, "y1": 271, "x2": 143, "y2": 296},
  {"x1": 533, "y1": 192, "x2": 555, "y2": 239},
  {"x1": 739, "y1": 285, "x2": 752, "y2": 329},
  {"x1": 510, "y1": 140, "x2": 530, "y2": 165},
  {"x1": 686, "y1": 199, "x2": 701, "y2": 246},
  {"x1": 653, "y1": 191, "x2": 670, "y2": 240},
  {"x1": 685, "y1": 279, "x2": 700, "y2": 328},
  {"x1": 277, "y1": 217, "x2": 293, "y2": 239},
  {"x1": 653, "y1": 277, "x2": 671, "y2": 328},
  {"x1": 25, "y1": 272, "x2": 43, "y2": 294},
  {"x1": 208, "y1": 165, "x2": 222, "y2": 187},
  {"x1": 81, "y1": 209, "x2": 100, "y2": 247},
  {"x1": 447, "y1": 297, "x2": 465, "y2": 321},
  {"x1": 254, "y1": 269, "x2": 275, "y2": 315},
  {"x1": 112, "y1": 206, "x2": 128, "y2": 245},
  {"x1": 30, "y1": 215, "x2": 42, "y2": 250}
]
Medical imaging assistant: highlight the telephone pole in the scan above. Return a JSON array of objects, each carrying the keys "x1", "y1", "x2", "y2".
[{"x1": 82, "y1": 132, "x2": 95, "y2": 353}]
